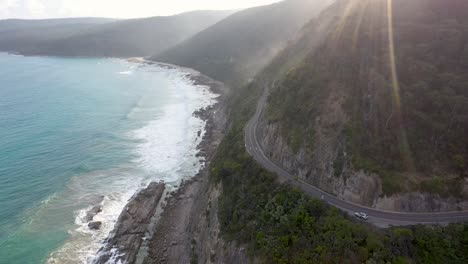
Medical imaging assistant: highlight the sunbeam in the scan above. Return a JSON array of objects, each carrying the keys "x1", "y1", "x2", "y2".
[{"x1": 386, "y1": 0, "x2": 415, "y2": 171}]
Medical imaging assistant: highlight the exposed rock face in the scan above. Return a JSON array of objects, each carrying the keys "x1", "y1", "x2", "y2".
[
  {"x1": 187, "y1": 183, "x2": 250, "y2": 264},
  {"x1": 257, "y1": 112, "x2": 468, "y2": 212},
  {"x1": 86, "y1": 203, "x2": 103, "y2": 222},
  {"x1": 88, "y1": 221, "x2": 102, "y2": 230},
  {"x1": 93, "y1": 182, "x2": 165, "y2": 264},
  {"x1": 375, "y1": 192, "x2": 468, "y2": 212}
]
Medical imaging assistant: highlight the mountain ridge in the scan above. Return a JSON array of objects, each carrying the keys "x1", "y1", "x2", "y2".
[
  {"x1": 152, "y1": 0, "x2": 333, "y2": 87},
  {"x1": 0, "y1": 10, "x2": 233, "y2": 58}
]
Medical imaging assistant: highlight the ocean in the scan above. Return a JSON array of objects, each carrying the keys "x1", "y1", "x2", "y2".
[{"x1": 0, "y1": 53, "x2": 217, "y2": 264}]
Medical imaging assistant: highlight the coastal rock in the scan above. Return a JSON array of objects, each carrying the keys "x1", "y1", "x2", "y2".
[
  {"x1": 144, "y1": 76, "x2": 246, "y2": 263},
  {"x1": 88, "y1": 221, "x2": 102, "y2": 230},
  {"x1": 86, "y1": 204, "x2": 103, "y2": 222},
  {"x1": 93, "y1": 182, "x2": 165, "y2": 264}
]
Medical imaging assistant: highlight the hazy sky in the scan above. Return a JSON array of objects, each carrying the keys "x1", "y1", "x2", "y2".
[{"x1": 0, "y1": 0, "x2": 282, "y2": 19}]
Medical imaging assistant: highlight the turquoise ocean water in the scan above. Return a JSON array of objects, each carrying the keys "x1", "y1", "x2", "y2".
[{"x1": 0, "y1": 53, "x2": 216, "y2": 263}]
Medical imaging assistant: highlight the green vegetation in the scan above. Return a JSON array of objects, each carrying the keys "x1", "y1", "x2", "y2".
[
  {"x1": 207, "y1": 2, "x2": 468, "y2": 258},
  {"x1": 381, "y1": 174, "x2": 403, "y2": 196},
  {"x1": 154, "y1": 0, "x2": 330, "y2": 88},
  {"x1": 210, "y1": 77, "x2": 468, "y2": 263},
  {"x1": 266, "y1": 65, "x2": 330, "y2": 154},
  {"x1": 264, "y1": 0, "x2": 468, "y2": 195},
  {"x1": 420, "y1": 177, "x2": 464, "y2": 199},
  {"x1": 0, "y1": 11, "x2": 232, "y2": 57}
]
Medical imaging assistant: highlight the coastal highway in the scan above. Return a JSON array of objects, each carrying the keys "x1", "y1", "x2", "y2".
[{"x1": 244, "y1": 83, "x2": 468, "y2": 227}]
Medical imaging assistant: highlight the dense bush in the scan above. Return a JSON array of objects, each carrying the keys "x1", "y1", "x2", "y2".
[
  {"x1": 205, "y1": 1, "x2": 468, "y2": 263},
  {"x1": 210, "y1": 77, "x2": 468, "y2": 263},
  {"x1": 265, "y1": 0, "x2": 468, "y2": 195}
]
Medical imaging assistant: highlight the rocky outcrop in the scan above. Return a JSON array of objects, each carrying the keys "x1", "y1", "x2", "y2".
[
  {"x1": 88, "y1": 221, "x2": 102, "y2": 230},
  {"x1": 144, "y1": 71, "x2": 249, "y2": 264},
  {"x1": 257, "y1": 114, "x2": 377, "y2": 204},
  {"x1": 188, "y1": 183, "x2": 250, "y2": 264},
  {"x1": 86, "y1": 203, "x2": 103, "y2": 223},
  {"x1": 375, "y1": 191, "x2": 468, "y2": 212},
  {"x1": 93, "y1": 182, "x2": 165, "y2": 264},
  {"x1": 257, "y1": 111, "x2": 468, "y2": 212}
]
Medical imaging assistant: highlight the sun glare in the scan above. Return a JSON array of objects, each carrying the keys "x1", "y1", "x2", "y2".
[{"x1": 0, "y1": 0, "x2": 282, "y2": 19}]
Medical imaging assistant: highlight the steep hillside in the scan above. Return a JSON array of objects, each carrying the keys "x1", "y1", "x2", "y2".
[
  {"x1": 152, "y1": 0, "x2": 333, "y2": 87},
  {"x1": 0, "y1": 18, "x2": 117, "y2": 54},
  {"x1": 190, "y1": 2, "x2": 468, "y2": 262},
  {"x1": 0, "y1": 11, "x2": 232, "y2": 57},
  {"x1": 199, "y1": 7, "x2": 468, "y2": 260},
  {"x1": 259, "y1": 0, "x2": 468, "y2": 211}
]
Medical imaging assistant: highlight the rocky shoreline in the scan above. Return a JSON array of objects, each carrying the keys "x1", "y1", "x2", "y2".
[
  {"x1": 143, "y1": 97, "x2": 227, "y2": 263},
  {"x1": 93, "y1": 182, "x2": 165, "y2": 264},
  {"x1": 128, "y1": 58, "x2": 226, "y2": 95},
  {"x1": 91, "y1": 62, "x2": 228, "y2": 264}
]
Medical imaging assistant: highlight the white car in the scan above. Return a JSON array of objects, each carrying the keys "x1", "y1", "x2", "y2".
[{"x1": 354, "y1": 212, "x2": 369, "y2": 220}]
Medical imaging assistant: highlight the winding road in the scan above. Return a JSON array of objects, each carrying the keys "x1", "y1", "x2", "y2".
[{"x1": 244, "y1": 83, "x2": 468, "y2": 227}]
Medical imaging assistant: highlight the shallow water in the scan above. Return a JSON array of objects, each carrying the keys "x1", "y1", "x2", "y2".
[{"x1": 0, "y1": 53, "x2": 217, "y2": 264}]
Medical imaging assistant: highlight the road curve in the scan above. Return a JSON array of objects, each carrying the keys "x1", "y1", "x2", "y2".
[{"x1": 244, "y1": 83, "x2": 468, "y2": 226}]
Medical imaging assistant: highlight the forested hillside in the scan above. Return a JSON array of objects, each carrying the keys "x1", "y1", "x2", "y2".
[
  {"x1": 259, "y1": 0, "x2": 468, "y2": 209},
  {"x1": 203, "y1": 1, "x2": 468, "y2": 262},
  {"x1": 0, "y1": 18, "x2": 117, "y2": 54},
  {"x1": 0, "y1": 11, "x2": 232, "y2": 57},
  {"x1": 153, "y1": 0, "x2": 333, "y2": 87},
  {"x1": 211, "y1": 79, "x2": 468, "y2": 263}
]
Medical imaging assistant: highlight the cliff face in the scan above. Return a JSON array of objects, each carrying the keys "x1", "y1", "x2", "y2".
[
  {"x1": 258, "y1": 118, "x2": 468, "y2": 212},
  {"x1": 186, "y1": 182, "x2": 250, "y2": 264},
  {"x1": 181, "y1": 96, "x2": 250, "y2": 264},
  {"x1": 257, "y1": 0, "x2": 468, "y2": 212}
]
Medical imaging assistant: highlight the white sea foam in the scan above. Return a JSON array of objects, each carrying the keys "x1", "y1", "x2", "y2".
[
  {"x1": 131, "y1": 68, "x2": 217, "y2": 182},
  {"x1": 47, "y1": 63, "x2": 218, "y2": 264},
  {"x1": 118, "y1": 70, "x2": 134, "y2": 75},
  {"x1": 47, "y1": 168, "x2": 142, "y2": 264}
]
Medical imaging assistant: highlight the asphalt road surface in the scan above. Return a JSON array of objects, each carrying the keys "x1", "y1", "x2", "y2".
[{"x1": 244, "y1": 83, "x2": 468, "y2": 227}]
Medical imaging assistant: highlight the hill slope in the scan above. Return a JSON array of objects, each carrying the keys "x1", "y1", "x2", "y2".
[
  {"x1": 0, "y1": 18, "x2": 116, "y2": 31},
  {"x1": 257, "y1": 0, "x2": 468, "y2": 211},
  {"x1": 152, "y1": 0, "x2": 332, "y2": 86},
  {"x1": 0, "y1": 18, "x2": 117, "y2": 54},
  {"x1": 0, "y1": 11, "x2": 232, "y2": 57}
]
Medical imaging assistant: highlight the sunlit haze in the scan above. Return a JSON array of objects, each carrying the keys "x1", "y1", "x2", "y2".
[{"x1": 0, "y1": 0, "x2": 282, "y2": 19}]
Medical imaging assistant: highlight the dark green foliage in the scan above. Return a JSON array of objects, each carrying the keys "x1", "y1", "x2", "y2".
[
  {"x1": 453, "y1": 155, "x2": 467, "y2": 177},
  {"x1": 264, "y1": 0, "x2": 468, "y2": 195},
  {"x1": 381, "y1": 174, "x2": 403, "y2": 196},
  {"x1": 211, "y1": 77, "x2": 468, "y2": 264},
  {"x1": 206, "y1": 1, "x2": 468, "y2": 263},
  {"x1": 267, "y1": 64, "x2": 330, "y2": 154}
]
